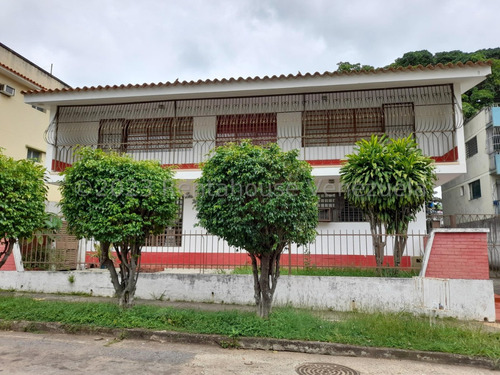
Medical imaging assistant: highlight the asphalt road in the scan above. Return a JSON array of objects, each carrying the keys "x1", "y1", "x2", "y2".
[{"x1": 0, "y1": 331, "x2": 491, "y2": 375}]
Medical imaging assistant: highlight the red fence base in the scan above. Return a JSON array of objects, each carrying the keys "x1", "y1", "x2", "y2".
[{"x1": 85, "y1": 252, "x2": 413, "y2": 271}]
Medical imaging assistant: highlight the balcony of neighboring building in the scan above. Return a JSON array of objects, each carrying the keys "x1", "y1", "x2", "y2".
[
  {"x1": 483, "y1": 105, "x2": 500, "y2": 174},
  {"x1": 45, "y1": 84, "x2": 461, "y2": 174}
]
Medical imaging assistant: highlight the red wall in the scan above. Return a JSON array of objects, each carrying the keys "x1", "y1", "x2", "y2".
[{"x1": 424, "y1": 231, "x2": 489, "y2": 280}]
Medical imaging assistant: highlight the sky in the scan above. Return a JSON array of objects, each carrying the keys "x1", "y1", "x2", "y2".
[{"x1": 2, "y1": 0, "x2": 500, "y2": 88}]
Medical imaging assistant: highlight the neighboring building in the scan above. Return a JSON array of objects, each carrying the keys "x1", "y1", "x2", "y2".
[
  {"x1": 442, "y1": 105, "x2": 500, "y2": 215},
  {"x1": 0, "y1": 42, "x2": 70, "y2": 206},
  {"x1": 23, "y1": 62, "x2": 490, "y2": 266}
]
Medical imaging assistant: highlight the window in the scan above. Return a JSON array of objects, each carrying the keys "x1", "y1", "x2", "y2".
[
  {"x1": 148, "y1": 197, "x2": 184, "y2": 247},
  {"x1": 26, "y1": 148, "x2": 42, "y2": 162},
  {"x1": 126, "y1": 117, "x2": 193, "y2": 150},
  {"x1": 469, "y1": 180, "x2": 481, "y2": 200},
  {"x1": 317, "y1": 193, "x2": 365, "y2": 222},
  {"x1": 302, "y1": 108, "x2": 384, "y2": 147},
  {"x1": 465, "y1": 137, "x2": 478, "y2": 158},
  {"x1": 216, "y1": 113, "x2": 277, "y2": 146},
  {"x1": 31, "y1": 105, "x2": 46, "y2": 113},
  {"x1": 98, "y1": 117, "x2": 194, "y2": 151}
]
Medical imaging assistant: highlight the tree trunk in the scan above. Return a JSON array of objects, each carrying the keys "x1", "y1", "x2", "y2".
[
  {"x1": 101, "y1": 241, "x2": 139, "y2": 308},
  {"x1": 249, "y1": 249, "x2": 282, "y2": 319},
  {"x1": 393, "y1": 232, "x2": 408, "y2": 268},
  {"x1": 0, "y1": 238, "x2": 15, "y2": 269},
  {"x1": 369, "y1": 216, "x2": 386, "y2": 268},
  {"x1": 249, "y1": 253, "x2": 261, "y2": 307}
]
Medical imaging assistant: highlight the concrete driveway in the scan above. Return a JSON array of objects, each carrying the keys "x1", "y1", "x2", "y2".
[{"x1": 0, "y1": 331, "x2": 492, "y2": 375}]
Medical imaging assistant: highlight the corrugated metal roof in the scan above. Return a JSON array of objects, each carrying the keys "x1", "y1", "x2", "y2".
[{"x1": 23, "y1": 61, "x2": 492, "y2": 96}]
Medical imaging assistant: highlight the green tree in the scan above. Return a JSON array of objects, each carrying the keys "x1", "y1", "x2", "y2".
[
  {"x1": 195, "y1": 142, "x2": 318, "y2": 318},
  {"x1": 392, "y1": 50, "x2": 435, "y2": 67},
  {"x1": 340, "y1": 136, "x2": 435, "y2": 268},
  {"x1": 389, "y1": 48, "x2": 500, "y2": 119},
  {"x1": 336, "y1": 61, "x2": 374, "y2": 72},
  {"x1": 434, "y1": 50, "x2": 469, "y2": 64},
  {"x1": 386, "y1": 137, "x2": 436, "y2": 266},
  {"x1": 60, "y1": 148, "x2": 179, "y2": 307},
  {"x1": 0, "y1": 150, "x2": 47, "y2": 269}
]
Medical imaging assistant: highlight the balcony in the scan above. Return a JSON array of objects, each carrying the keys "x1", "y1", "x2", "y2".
[{"x1": 46, "y1": 84, "x2": 461, "y2": 172}]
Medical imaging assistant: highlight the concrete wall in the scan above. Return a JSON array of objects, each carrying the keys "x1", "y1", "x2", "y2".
[
  {"x1": 442, "y1": 107, "x2": 497, "y2": 215},
  {"x1": 0, "y1": 270, "x2": 494, "y2": 321}
]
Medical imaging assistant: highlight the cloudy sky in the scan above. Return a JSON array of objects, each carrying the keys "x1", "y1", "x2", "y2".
[{"x1": 2, "y1": 0, "x2": 499, "y2": 88}]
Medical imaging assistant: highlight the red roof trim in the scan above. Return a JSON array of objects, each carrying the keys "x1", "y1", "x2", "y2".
[{"x1": 0, "y1": 62, "x2": 48, "y2": 90}]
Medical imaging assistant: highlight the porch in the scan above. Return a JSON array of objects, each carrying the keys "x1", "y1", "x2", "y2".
[{"x1": 46, "y1": 84, "x2": 461, "y2": 171}]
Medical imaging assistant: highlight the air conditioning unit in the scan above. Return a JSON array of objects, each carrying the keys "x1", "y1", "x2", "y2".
[{"x1": 0, "y1": 84, "x2": 15, "y2": 97}]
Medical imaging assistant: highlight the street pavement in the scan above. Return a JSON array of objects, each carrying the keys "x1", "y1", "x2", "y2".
[{"x1": 0, "y1": 331, "x2": 493, "y2": 375}]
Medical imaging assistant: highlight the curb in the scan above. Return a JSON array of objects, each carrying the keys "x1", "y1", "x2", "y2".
[{"x1": 1, "y1": 319, "x2": 498, "y2": 370}]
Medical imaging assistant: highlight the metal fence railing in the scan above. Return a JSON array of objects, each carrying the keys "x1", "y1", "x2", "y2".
[
  {"x1": 19, "y1": 232, "x2": 79, "y2": 271},
  {"x1": 18, "y1": 230, "x2": 427, "y2": 273}
]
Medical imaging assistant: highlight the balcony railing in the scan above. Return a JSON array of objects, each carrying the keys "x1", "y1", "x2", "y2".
[{"x1": 46, "y1": 84, "x2": 462, "y2": 171}]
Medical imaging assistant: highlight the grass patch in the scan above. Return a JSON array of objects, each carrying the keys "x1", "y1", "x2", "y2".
[
  {"x1": 231, "y1": 266, "x2": 419, "y2": 278},
  {"x1": 0, "y1": 295, "x2": 498, "y2": 359}
]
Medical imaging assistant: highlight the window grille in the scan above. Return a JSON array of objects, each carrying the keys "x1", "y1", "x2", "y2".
[
  {"x1": 465, "y1": 136, "x2": 478, "y2": 158},
  {"x1": 488, "y1": 126, "x2": 500, "y2": 154},
  {"x1": 383, "y1": 103, "x2": 415, "y2": 138},
  {"x1": 147, "y1": 197, "x2": 184, "y2": 246},
  {"x1": 98, "y1": 117, "x2": 194, "y2": 151},
  {"x1": 98, "y1": 119, "x2": 125, "y2": 151},
  {"x1": 216, "y1": 113, "x2": 277, "y2": 146},
  {"x1": 317, "y1": 193, "x2": 365, "y2": 222},
  {"x1": 303, "y1": 108, "x2": 384, "y2": 146}
]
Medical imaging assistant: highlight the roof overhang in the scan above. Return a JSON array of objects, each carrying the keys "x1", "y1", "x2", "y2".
[
  {"x1": 24, "y1": 63, "x2": 492, "y2": 109},
  {"x1": 0, "y1": 64, "x2": 43, "y2": 91}
]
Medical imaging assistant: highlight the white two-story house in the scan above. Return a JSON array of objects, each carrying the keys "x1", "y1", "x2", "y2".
[{"x1": 23, "y1": 62, "x2": 491, "y2": 269}]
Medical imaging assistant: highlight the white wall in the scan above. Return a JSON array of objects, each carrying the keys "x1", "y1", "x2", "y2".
[
  {"x1": 442, "y1": 108, "x2": 496, "y2": 215},
  {"x1": 0, "y1": 271, "x2": 494, "y2": 321}
]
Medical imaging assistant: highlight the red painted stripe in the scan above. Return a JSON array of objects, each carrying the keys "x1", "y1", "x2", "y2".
[
  {"x1": 52, "y1": 160, "x2": 72, "y2": 172},
  {"x1": 431, "y1": 147, "x2": 458, "y2": 162},
  {"x1": 52, "y1": 146, "x2": 460, "y2": 173},
  {"x1": 307, "y1": 159, "x2": 343, "y2": 166},
  {"x1": 85, "y1": 252, "x2": 413, "y2": 269}
]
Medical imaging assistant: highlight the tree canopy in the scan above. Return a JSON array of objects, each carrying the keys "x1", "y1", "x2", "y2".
[
  {"x1": 195, "y1": 142, "x2": 318, "y2": 318},
  {"x1": 388, "y1": 48, "x2": 500, "y2": 118},
  {"x1": 60, "y1": 148, "x2": 179, "y2": 306},
  {"x1": 340, "y1": 136, "x2": 436, "y2": 267},
  {"x1": 336, "y1": 61, "x2": 374, "y2": 73},
  {"x1": 0, "y1": 150, "x2": 47, "y2": 269}
]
